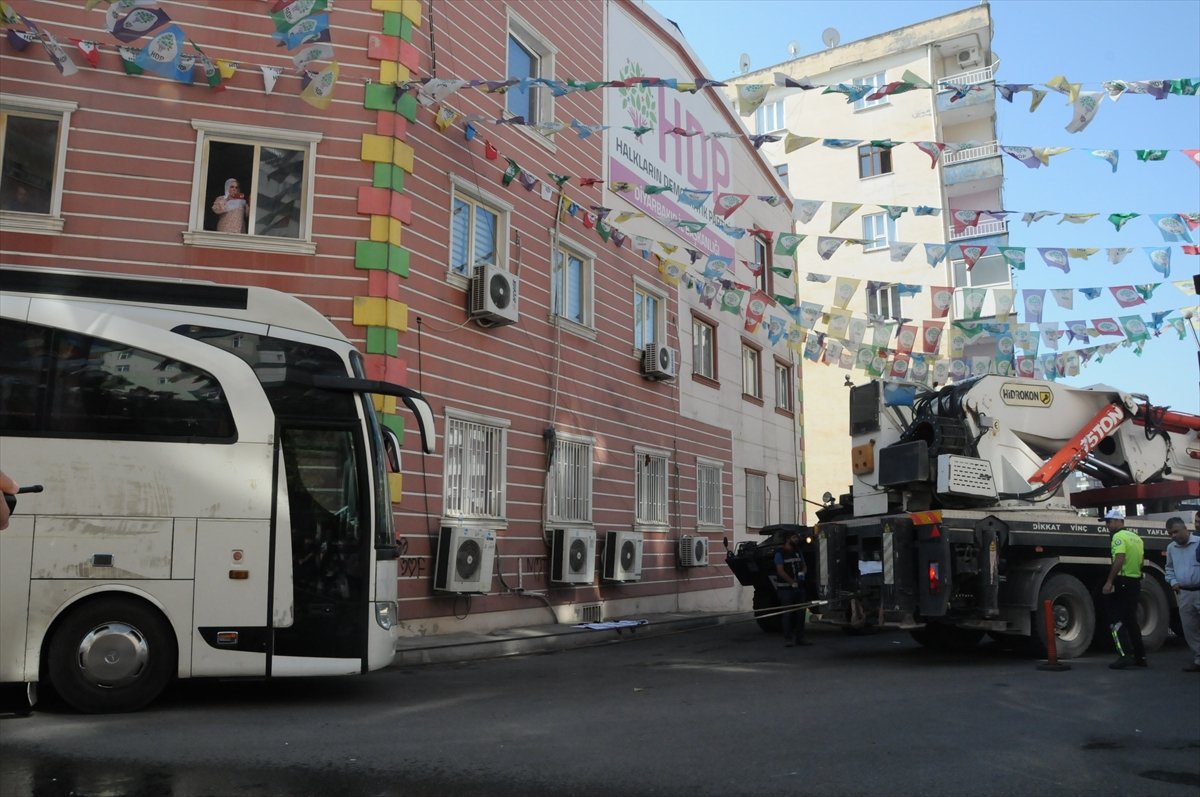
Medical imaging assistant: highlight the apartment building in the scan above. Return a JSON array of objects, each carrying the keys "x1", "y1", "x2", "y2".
[
  {"x1": 0, "y1": 0, "x2": 796, "y2": 635},
  {"x1": 726, "y1": 5, "x2": 1006, "y2": 509}
]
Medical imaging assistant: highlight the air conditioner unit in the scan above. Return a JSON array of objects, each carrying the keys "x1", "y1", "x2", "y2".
[
  {"x1": 677, "y1": 534, "x2": 709, "y2": 568},
  {"x1": 956, "y1": 46, "x2": 981, "y2": 68},
  {"x1": 469, "y1": 263, "x2": 519, "y2": 327},
  {"x1": 640, "y1": 343, "x2": 677, "y2": 381},
  {"x1": 602, "y1": 530, "x2": 643, "y2": 582},
  {"x1": 549, "y1": 527, "x2": 596, "y2": 585},
  {"x1": 433, "y1": 526, "x2": 496, "y2": 593}
]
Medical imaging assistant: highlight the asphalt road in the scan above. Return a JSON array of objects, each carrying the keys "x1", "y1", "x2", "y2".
[{"x1": 2, "y1": 619, "x2": 1198, "y2": 797}]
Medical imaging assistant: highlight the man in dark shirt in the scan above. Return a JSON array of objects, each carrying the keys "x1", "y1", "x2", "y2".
[{"x1": 773, "y1": 532, "x2": 811, "y2": 647}]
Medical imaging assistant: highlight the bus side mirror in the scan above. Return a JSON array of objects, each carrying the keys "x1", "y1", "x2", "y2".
[{"x1": 382, "y1": 428, "x2": 402, "y2": 473}]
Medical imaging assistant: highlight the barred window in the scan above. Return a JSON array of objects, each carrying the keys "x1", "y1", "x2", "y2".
[
  {"x1": 696, "y1": 459, "x2": 722, "y2": 527},
  {"x1": 444, "y1": 413, "x2": 508, "y2": 519},
  {"x1": 636, "y1": 447, "x2": 669, "y2": 525},
  {"x1": 550, "y1": 435, "x2": 592, "y2": 523}
]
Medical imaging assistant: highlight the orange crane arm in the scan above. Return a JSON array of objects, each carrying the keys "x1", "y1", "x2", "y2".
[{"x1": 1028, "y1": 402, "x2": 1131, "y2": 485}]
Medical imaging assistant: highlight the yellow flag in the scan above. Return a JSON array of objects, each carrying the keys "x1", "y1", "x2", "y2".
[
  {"x1": 1033, "y1": 147, "x2": 1071, "y2": 166},
  {"x1": 783, "y1": 134, "x2": 819, "y2": 154},
  {"x1": 1045, "y1": 75, "x2": 1080, "y2": 104},
  {"x1": 217, "y1": 59, "x2": 238, "y2": 79},
  {"x1": 300, "y1": 61, "x2": 339, "y2": 110}
]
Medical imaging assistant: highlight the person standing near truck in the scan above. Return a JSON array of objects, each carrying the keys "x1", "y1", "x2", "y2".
[
  {"x1": 773, "y1": 532, "x2": 811, "y2": 647},
  {"x1": 1102, "y1": 509, "x2": 1147, "y2": 670},
  {"x1": 1164, "y1": 516, "x2": 1200, "y2": 672}
]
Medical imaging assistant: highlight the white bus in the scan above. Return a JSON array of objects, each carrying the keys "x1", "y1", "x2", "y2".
[{"x1": 0, "y1": 266, "x2": 436, "y2": 712}]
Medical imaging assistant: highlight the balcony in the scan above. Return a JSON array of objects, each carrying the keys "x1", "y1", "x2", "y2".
[
  {"x1": 948, "y1": 218, "x2": 1008, "y2": 242},
  {"x1": 937, "y1": 63, "x2": 997, "y2": 92},
  {"x1": 943, "y1": 140, "x2": 998, "y2": 165},
  {"x1": 936, "y1": 63, "x2": 997, "y2": 123},
  {"x1": 944, "y1": 141, "x2": 1003, "y2": 196}
]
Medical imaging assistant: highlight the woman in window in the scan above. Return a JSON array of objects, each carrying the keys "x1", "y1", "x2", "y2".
[{"x1": 211, "y1": 178, "x2": 248, "y2": 233}]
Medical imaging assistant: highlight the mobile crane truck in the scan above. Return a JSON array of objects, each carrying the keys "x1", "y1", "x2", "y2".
[{"x1": 729, "y1": 374, "x2": 1199, "y2": 656}]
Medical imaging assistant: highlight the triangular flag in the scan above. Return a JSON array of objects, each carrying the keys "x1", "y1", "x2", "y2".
[{"x1": 828, "y1": 202, "x2": 861, "y2": 233}]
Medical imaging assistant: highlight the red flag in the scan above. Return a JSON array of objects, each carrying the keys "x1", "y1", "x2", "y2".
[
  {"x1": 959, "y1": 245, "x2": 986, "y2": 270},
  {"x1": 1182, "y1": 244, "x2": 1200, "y2": 255},
  {"x1": 73, "y1": 39, "x2": 100, "y2": 68},
  {"x1": 1183, "y1": 149, "x2": 1200, "y2": 168},
  {"x1": 579, "y1": 177, "x2": 603, "y2": 187}
]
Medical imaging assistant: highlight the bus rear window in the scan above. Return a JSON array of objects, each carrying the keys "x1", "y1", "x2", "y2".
[{"x1": 0, "y1": 318, "x2": 236, "y2": 441}]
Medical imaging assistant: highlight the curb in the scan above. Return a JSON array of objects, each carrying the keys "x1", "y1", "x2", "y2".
[{"x1": 392, "y1": 612, "x2": 732, "y2": 667}]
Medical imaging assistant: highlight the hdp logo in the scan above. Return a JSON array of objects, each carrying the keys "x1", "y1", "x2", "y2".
[{"x1": 619, "y1": 59, "x2": 657, "y2": 130}]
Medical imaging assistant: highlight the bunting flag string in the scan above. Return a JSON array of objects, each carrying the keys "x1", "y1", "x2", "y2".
[
  {"x1": 2, "y1": 0, "x2": 338, "y2": 104},
  {"x1": 389, "y1": 77, "x2": 1200, "y2": 168},
  {"x1": 384, "y1": 71, "x2": 1200, "y2": 106},
  {"x1": 421, "y1": 91, "x2": 1195, "y2": 291}
]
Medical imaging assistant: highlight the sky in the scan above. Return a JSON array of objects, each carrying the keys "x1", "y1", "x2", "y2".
[{"x1": 647, "y1": 0, "x2": 1200, "y2": 413}]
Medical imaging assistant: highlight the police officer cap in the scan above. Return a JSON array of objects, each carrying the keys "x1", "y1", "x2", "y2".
[{"x1": 1103, "y1": 509, "x2": 1124, "y2": 520}]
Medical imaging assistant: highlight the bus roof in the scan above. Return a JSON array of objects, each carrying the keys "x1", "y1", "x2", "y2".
[{"x1": 1, "y1": 266, "x2": 344, "y2": 341}]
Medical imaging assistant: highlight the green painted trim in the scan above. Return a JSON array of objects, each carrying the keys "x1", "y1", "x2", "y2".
[
  {"x1": 381, "y1": 12, "x2": 402, "y2": 37},
  {"x1": 355, "y1": 240, "x2": 388, "y2": 270},
  {"x1": 388, "y1": 246, "x2": 410, "y2": 277},
  {"x1": 381, "y1": 413, "x2": 406, "y2": 439},
  {"x1": 396, "y1": 92, "x2": 418, "y2": 122},
  {"x1": 364, "y1": 81, "x2": 398, "y2": 111}
]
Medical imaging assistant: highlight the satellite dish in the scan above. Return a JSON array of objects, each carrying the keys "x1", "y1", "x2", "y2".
[
  {"x1": 822, "y1": 27, "x2": 840, "y2": 49},
  {"x1": 738, "y1": 52, "x2": 751, "y2": 74},
  {"x1": 787, "y1": 40, "x2": 800, "y2": 58}
]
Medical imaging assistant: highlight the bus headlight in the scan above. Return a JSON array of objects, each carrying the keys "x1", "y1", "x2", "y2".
[{"x1": 374, "y1": 601, "x2": 398, "y2": 630}]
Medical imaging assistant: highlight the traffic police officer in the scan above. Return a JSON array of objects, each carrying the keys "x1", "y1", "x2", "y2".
[{"x1": 1101, "y1": 509, "x2": 1146, "y2": 669}]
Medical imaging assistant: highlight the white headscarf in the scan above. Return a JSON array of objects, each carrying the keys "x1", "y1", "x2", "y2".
[{"x1": 222, "y1": 178, "x2": 246, "y2": 210}]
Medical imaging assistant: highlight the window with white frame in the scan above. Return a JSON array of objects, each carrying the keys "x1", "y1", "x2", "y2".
[
  {"x1": 953, "y1": 254, "x2": 1009, "y2": 288},
  {"x1": 552, "y1": 239, "x2": 593, "y2": 327},
  {"x1": 742, "y1": 342, "x2": 762, "y2": 399},
  {"x1": 635, "y1": 447, "x2": 669, "y2": 525},
  {"x1": 861, "y1": 211, "x2": 895, "y2": 252},
  {"x1": 746, "y1": 471, "x2": 766, "y2": 530},
  {"x1": 549, "y1": 434, "x2": 592, "y2": 524},
  {"x1": 755, "y1": 100, "x2": 785, "y2": 133},
  {"x1": 752, "y1": 235, "x2": 772, "y2": 294},
  {"x1": 774, "y1": 358, "x2": 794, "y2": 412},
  {"x1": 506, "y1": 13, "x2": 556, "y2": 126},
  {"x1": 0, "y1": 95, "x2": 76, "y2": 234},
  {"x1": 774, "y1": 162, "x2": 789, "y2": 192},
  {"x1": 778, "y1": 477, "x2": 798, "y2": 525},
  {"x1": 186, "y1": 120, "x2": 321, "y2": 254},
  {"x1": 696, "y1": 458, "x2": 723, "y2": 527},
  {"x1": 692, "y1": 314, "x2": 716, "y2": 381},
  {"x1": 634, "y1": 282, "x2": 665, "y2": 351},
  {"x1": 450, "y1": 176, "x2": 511, "y2": 280},
  {"x1": 444, "y1": 411, "x2": 509, "y2": 520},
  {"x1": 852, "y1": 72, "x2": 887, "y2": 111},
  {"x1": 868, "y1": 284, "x2": 903, "y2": 320}
]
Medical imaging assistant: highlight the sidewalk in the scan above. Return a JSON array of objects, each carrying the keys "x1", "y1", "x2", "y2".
[{"x1": 392, "y1": 611, "x2": 735, "y2": 667}]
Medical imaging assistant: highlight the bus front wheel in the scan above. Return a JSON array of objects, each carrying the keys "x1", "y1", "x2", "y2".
[{"x1": 46, "y1": 596, "x2": 175, "y2": 714}]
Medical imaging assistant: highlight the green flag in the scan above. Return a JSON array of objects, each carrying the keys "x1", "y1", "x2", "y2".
[
  {"x1": 1108, "y1": 212, "x2": 1140, "y2": 231},
  {"x1": 502, "y1": 158, "x2": 520, "y2": 186}
]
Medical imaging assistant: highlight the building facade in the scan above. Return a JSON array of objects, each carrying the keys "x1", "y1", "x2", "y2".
[
  {"x1": 726, "y1": 5, "x2": 1006, "y2": 510},
  {"x1": 0, "y1": 0, "x2": 797, "y2": 636}
]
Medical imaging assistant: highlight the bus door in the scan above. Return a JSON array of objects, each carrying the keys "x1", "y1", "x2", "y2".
[{"x1": 270, "y1": 423, "x2": 370, "y2": 675}]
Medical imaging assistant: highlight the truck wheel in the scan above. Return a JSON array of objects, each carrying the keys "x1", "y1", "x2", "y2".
[
  {"x1": 1028, "y1": 573, "x2": 1094, "y2": 659},
  {"x1": 1137, "y1": 576, "x2": 1170, "y2": 653},
  {"x1": 46, "y1": 596, "x2": 175, "y2": 714},
  {"x1": 909, "y1": 624, "x2": 984, "y2": 650},
  {"x1": 752, "y1": 588, "x2": 782, "y2": 633}
]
